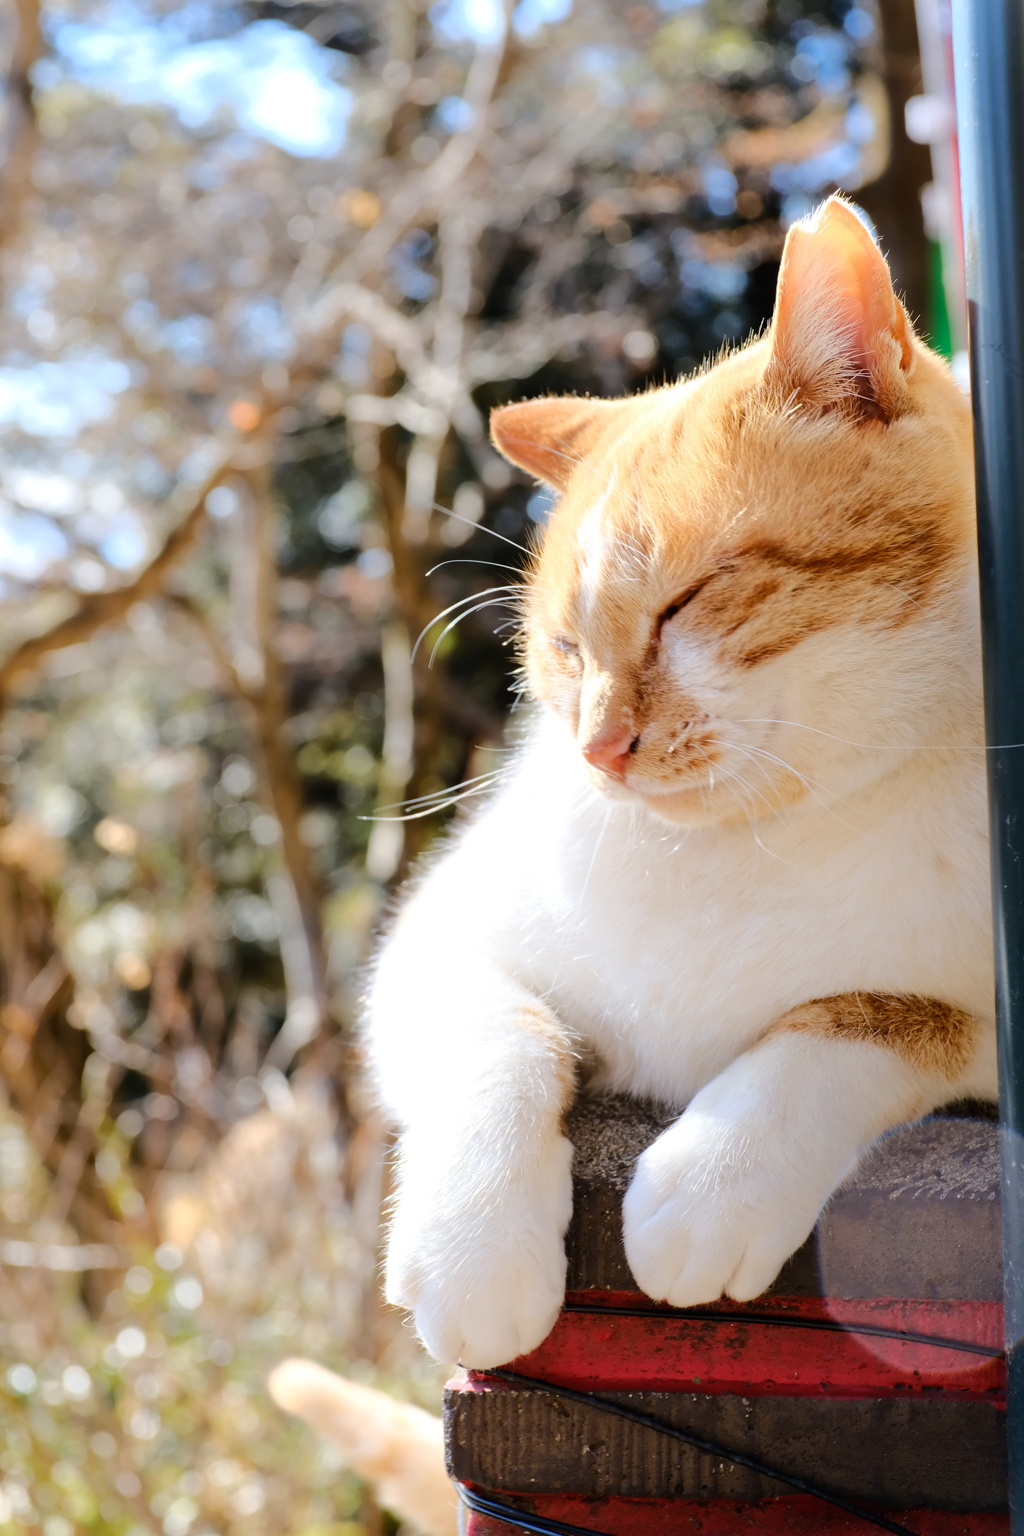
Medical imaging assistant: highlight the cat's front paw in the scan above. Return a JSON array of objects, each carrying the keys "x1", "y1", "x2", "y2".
[
  {"x1": 386, "y1": 1131, "x2": 574, "y2": 1368},
  {"x1": 622, "y1": 1103, "x2": 831, "y2": 1308}
]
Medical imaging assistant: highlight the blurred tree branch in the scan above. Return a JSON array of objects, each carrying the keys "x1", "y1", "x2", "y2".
[
  {"x1": 0, "y1": 0, "x2": 42, "y2": 236},
  {"x1": 319, "y1": 12, "x2": 514, "y2": 297},
  {"x1": 169, "y1": 467, "x2": 330, "y2": 1069},
  {"x1": 0, "y1": 460, "x2": 231, "y2": 704},
  {"x1": 0, "y1": 451, "x2": 234, "y2": 1268},
  {"x1": 0, "y1": 857, "x2": 144, "y2": 1284},
  {"x1": 244, "y1": 462, "x2": 330, "y2": 1067}
]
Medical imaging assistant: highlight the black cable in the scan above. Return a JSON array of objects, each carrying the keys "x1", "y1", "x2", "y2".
[
  {"x1": 457, "y1": 1482, "x2": 618, "y2": 1536},
  {"x1": 561, "y1": 1300, "x2": 1004, "y2": 1360},
  {"x1": 456, "y1": 1303, "x2": 1000, "y2": 1532},
  {"x1": 457, "y1": 1482, "x2": 919, "y2": 1536},
  {"x1": 480, "y1": 1367, "x2": 920, "y2": 1536}
]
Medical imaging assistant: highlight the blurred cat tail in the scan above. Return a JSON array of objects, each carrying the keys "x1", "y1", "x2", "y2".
[{"x1": 267, "y1": 1358, "x2": 458, "y2": 1536}]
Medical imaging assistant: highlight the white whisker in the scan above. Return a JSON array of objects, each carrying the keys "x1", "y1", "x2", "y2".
[
  {"x1": 426, "y1": 558, "x2": 523, "y2": 576},
  {"x1": 579, "y1": 806, "x2": 613, "y2": 903},
  {"x1": 362, "y1": 770, "x2": 510, "y2": 823},
  {"x1": 431, "y1": 501, "x2": 531, "y2": 554},
  {"x1": 428, "y1": 594, "x2": 521, "y2": 666},
  {"x1": 729, "y1": 741, "x2": 860, "y2": 835},
  {"x1": 411, "y1": 585, "x2": 521, "y2": 663},
  {"x1": 379, "y1": 769, "x2": 507, "y2": 812},
  {"x1": 731, "y1": 740, "x2": 854, "y2": 812},
  {"x1": 732, "y1": 718, "x2": 989, "y2": 752},
  {"x1": 710, "y1": 761, "x2": 796, "y2": 865}
]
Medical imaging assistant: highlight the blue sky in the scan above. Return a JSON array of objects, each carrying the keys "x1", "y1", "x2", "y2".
[
  {"x1": 0, "y1": 6, "x2": 347, "y2": 458},
  {"x1": 50, "y1": 8, "x2": 352, "y2": 158},
  {"x1": 0, "y1": 354, "x2": 132, "y2": 440}
]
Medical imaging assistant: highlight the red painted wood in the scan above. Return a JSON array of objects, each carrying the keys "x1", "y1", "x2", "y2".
[
  {"x1": 462, "y1": 1489, "x2": 1009, "y2": 1536},
  {"x1": 502, "y1": 1291, "x2": 1005, "y2": 1400}
]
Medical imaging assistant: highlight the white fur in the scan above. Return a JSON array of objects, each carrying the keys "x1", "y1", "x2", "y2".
[
  {"x1": 576, "y1": 473, "x2": 616, "y2": 616},
  {"x1": 367, "y1": 568, "x2": 994, "y2": 1367}
]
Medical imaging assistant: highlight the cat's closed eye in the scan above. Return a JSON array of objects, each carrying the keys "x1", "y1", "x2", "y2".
[
  {"x1": 551, "y1": 635, "x2": 580, "y2": 658},
  {"x1": 658, "y1": 577, "x2": 712, "y2": 631},
  {"x1": 658, "y1": 560, "x2": 743, "y2": 635}
]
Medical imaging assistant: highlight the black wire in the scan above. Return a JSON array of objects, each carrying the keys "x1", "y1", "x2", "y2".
[
  {"x1": 457, "y1": 1483, "x2": 619, "y2": 1536},
  {"x1": 481, "y1": 1367, "x2": 920, "y2": 1536},
  {"x1": 456, "y1": 1302, "x2": 1000, "y2": 1532},
  {"x1": 562, "y1": 1301, "x2": 1004, "y2": 1360},
  {"x1": 456, "y1": 1483, "x2": 917, "y2": 1536}
]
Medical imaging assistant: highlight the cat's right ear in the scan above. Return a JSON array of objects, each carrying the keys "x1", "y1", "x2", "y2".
[
  {"x1": 764, "y1": 195, "x2": 914, "y2": 421},
  {"x1": 490, "y1": 396, "x2": 622, "y2": 489}
]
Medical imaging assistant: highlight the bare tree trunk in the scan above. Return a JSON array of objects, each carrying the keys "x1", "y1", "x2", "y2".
[
  {"x1": 0, "y1": 0, "x2": 42, "y2": 238},
  {"x1": 375, "y1": 427, "x2": 452, "y2": 881},
  {"x1": 189, "y1": 465, "x2": 330, "y2": 1067},
  {"x1": 365, "y1": 620, "x2": 415, "y2": 883},
  {"x1": 858, "y1": 0, "x2": 933, "y2": 329}
]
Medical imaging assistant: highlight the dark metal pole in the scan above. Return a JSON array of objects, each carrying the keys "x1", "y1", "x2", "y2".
[{"x1": 951, "y1": 1, "x2": 1024, "y2": 1520}]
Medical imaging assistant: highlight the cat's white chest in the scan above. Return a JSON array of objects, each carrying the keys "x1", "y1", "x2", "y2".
[{"x1": 472, "y1": 741, "x2": 993, "y2": 1107}]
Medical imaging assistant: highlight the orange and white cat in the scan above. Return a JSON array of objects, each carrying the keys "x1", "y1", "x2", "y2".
[{"x1": 367, "y1": 196, "x2": 995, "y2": 1369}]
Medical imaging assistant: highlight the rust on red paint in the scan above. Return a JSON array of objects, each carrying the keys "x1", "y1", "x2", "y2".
[
  {"x1": 461, "y1": 1489, "x2": 1010, "y2": 1535},
  {"x1": 493, "y1": 1290, "x2": 1005, "y2": 1401}
]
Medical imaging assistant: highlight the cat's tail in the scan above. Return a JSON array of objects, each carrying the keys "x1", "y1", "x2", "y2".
[{"x1": 267, "y1": 1358, "x2": 458, "y2": 1536}]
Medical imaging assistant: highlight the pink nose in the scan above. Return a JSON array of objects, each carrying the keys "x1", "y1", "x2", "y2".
[{"x1": 582, "y1": 731, "x2": 635, "y2": 780}]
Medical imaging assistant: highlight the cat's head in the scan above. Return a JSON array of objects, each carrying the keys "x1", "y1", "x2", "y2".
[{"x1": 491, "y1": 196, "x2": 976, "y2": 827}]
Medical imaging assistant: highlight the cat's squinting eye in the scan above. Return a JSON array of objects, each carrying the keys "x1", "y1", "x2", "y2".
[
  {"x1": 551, "y1": 636, "x2": 579, "y2": 657},
  {"x1": 658, "y1": 577, "x2": 711, "y2": 630}
]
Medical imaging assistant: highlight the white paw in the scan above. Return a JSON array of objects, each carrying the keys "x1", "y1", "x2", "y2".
[
  {"x1": 622, "y1": 1102, "x2": 833, "y2": 1308},
  {"x1": 385, "y1": 1130, "x2": 574, "y2": 1368}
]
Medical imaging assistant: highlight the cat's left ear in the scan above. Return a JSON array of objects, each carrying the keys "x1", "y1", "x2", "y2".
[
  {"x1": 490, "y1": 396, "x2": 625, "y2": 489},
  {"x1": 764, "y1": 196, "x2": 914, "y2": 421}
]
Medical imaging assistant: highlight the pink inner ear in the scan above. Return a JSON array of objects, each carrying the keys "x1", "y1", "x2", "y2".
[
  {"x1": 772, "y1": 200, "x2": 912, "y2": 392},
  {"x1": 490, "y1": 396, "x2": 626, "y2": 490}
]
